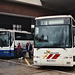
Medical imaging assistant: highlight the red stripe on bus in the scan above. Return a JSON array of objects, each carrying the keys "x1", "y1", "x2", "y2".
[
  {"x1": 46, "y1": 54, "x2": 53, "y2": 59},
  {"x1": 52, "y1": 54, "x2": 60, "y2": 59}
]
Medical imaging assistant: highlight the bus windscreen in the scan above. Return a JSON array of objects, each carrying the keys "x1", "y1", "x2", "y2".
[
  {"x1": 34, "y1": 25, "x2": 72, "y2": 48},
  {"x1": 0, "y1": 31, "x2": 9, "y2": 47}
]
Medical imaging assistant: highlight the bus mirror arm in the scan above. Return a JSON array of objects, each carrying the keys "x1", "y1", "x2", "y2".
[
  {"x1": 73, "y1": 45, "x2": 75, "y2": 47},
  {"x1": 37, "y1": 48, "x2": 40, "y2": 50}
]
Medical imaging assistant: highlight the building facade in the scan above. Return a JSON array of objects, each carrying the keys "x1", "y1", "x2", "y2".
[{"x1": 0, "y1": 0, "x2": 54, "y2": 32}]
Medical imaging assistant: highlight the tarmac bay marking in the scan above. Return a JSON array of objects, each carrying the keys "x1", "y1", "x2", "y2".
[{"x1": 24, "y1": 58, "x2": 31, "y2": 66}]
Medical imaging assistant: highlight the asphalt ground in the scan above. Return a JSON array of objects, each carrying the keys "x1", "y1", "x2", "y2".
[{"x1": 0, "y1": 58, "x2": 75, "y2": 75}]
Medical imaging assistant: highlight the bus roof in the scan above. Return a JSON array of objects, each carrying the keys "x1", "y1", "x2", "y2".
[
  {"x1": 35, "y1": 15, "x2": 74, "y2": 21},
  {"x1": 0, "y1": 29, "x2": 31, "y2": 34}
]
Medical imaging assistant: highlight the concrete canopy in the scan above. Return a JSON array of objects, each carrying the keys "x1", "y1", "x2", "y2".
[
  {"x1": 8, "y1": 0, "x2": 42, "y2": 6},
  {"x1": 41, "y1": 0, "x2": 75, "y2": 18},
  {"x1": 8, "y1": 0, "x2": 75, "y2": 18}
]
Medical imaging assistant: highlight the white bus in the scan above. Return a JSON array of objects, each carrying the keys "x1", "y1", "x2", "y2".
[
  {"x1": 34, "y1": 15, "x2": 75, "y2": 67},
  {"x1": 0, "y1": 29, "x2": 33, "y2": 57}
]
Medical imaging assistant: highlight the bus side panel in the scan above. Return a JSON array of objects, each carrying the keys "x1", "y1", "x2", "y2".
[
  {"x1": 0, "y1": 50, "x2": 11, "y2": 57},
  {"x1": 10, "y1": 50, "x2": 15, "y2": 57}
]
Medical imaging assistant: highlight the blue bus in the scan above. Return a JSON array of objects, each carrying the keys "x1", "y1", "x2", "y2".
[{"x1": 0, "y1": 29, "x2": 33, "y2": 57}]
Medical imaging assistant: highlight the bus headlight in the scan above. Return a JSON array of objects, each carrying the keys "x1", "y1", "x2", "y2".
[
  {"x1": 34, "y1": 56, "x2": 40, "y2": 58},
  {"x1": 64, "y1": 57, "x2": 68, "y2": 59},
  {"x1": 64, "y1": 57, "x2": 72, "y2": 59},
  {"x1": 34, "y1": 61, "x2": 37, "y2": 63}
]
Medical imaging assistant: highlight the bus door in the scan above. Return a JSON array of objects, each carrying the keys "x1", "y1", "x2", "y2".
[{"x1": 9, "y1": 32, "x2": 14, "y2": 57}]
